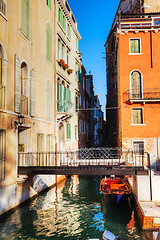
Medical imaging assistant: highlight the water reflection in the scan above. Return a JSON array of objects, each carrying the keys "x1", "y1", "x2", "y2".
[{"x1": 0, "y1": 176, "x2": 154, "y2": 240}]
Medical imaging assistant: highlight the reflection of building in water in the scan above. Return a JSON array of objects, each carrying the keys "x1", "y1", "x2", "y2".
[{"x1": 68, "y1": 175, "x2": 79, "y2": 195}]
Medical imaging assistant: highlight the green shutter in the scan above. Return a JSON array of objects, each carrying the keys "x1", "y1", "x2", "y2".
[
  {"x1": 67, "y1": 24, "x2": 71, "y2": 39},
  {"x1": 75, "y1": 96, "x2": 79, "y2": 112},
  {"x1": 30, "y1": 68, "x2": 35, "y2": 117},
  {"x1": 75, "y1": 125, "x2": 77, "y2": 139},
  {"x1": 69, "y1": 89, "x2": 71, "y2": 102},
  {"x1": 57, "y1": 82, "x2": 59, "y2": 111},
  {"x1": 46, "y1": 80, "x2": 52, "y2": 121},
  {"x1": 135, "y1": 39, "x2": 140, "y2": 53},
  {"x1": 67, "y1": 123, "x2": 71, "y2": 139},
  {"x1": 21, "y1": 0, "x2": 30, "y2": 40},
  {"x1": 58, "y1": 6, "x2": 60, "y2": 22},
  {"x1": 59, "y1": 84, "x2": 62, "y2": 112},
  {"x1": 60, "y1": 10, "x2": 63, "y2": 26},
  {"x1": 64, "y1": 87, "x2": 66, "y2": 112},
  {"x1": 130, "y1": 40, "x2": 134, "y2": 53},
  {"x1": 63, "y1": 16, "x2": 66, "y2": 31},
  {"x1": 48, "y1": 0, "x2": 51, "y2": 11}
]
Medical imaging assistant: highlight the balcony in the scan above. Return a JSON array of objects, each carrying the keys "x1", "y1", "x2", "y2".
[
  {"x1": 0, "y1": 84, "x2": 5, "y2": 109},
  {"x1": 123, "y1": 89, "x2": 160, "y2": 103},
  {"x1": 57, "y1": 100, "x2": 74, "y2": 121},
  {"x1": 0, "y1": 0, "x2": 6, "y2": 16},
  {"x1": 21, "y1": 95, "x2": 28, "y2": 115}
]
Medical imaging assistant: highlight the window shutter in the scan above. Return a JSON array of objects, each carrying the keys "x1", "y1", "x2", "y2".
[
  {"x1": 21, "y1": 0, "x2": 30, "y2": 40},
  {"x1": 14, "y1": 54, "x2": 21, "y2": 113},
  {"x1": 79, "y1": 68, "x2": 82, "y2": 84},
  {"x1": 48, "y1": 0, "x2": 51, "y2": 11},
  {"x1": 135, "y1": 39, "x2": 140, "y2": 53},
  {"x1": 63, "y1": 16, "x2": 66, "y2": 31},
  {"x1": 68, "y1": 89, "x2": 71, "y2": 102},
  {"x1": 130, "y1": 40, "x2": 134, "y2": 53},
  {"x1": 30, "y1": 68, "x2": 35, "y2": 117},
  {"x1": 67, "y1": 24, "x2": 71, "y2": 39},
  {"x1": 58, "y1": 6, "x2": 60, "y2": 22},
  {"x1": 64, "y1": 87, "x2": 66, "y2": 112},
  {"x1": 60, "y1": 10, "x2": 63, "y2": 26},
  {"x1": 59, "y1": 84, "x2": 62, "y2": 112},
  {"x1": 67, "y1": 123, "x2": 71, "y2": 139},
  {"x1": 57, "y1": 82, "x2": 59, "y2": 111}
]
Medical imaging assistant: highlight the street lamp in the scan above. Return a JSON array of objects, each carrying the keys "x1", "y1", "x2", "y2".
[{"x1": 11, "y1": 114, "x2": 24, "y2": 131}]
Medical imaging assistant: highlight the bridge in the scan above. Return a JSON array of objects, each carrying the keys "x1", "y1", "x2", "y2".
[{"x1": 18, "y1": 148, "x2": 150, "y2": 176}]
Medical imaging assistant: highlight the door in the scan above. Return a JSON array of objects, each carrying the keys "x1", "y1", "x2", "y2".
[{"x1": 131, "y1": 71, "x2": 142, "y2": 99}]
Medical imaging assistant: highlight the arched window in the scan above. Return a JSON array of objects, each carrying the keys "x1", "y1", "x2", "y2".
[
  {"x1": 0, "y1": 43, "x2": 7, "y2": 109},
  {"x1": 21, "y1": 0, "x2": 30, "y2": 40},
  {"x1": 131, "y1": 70, "x2": 142, "y2": 99},
  {"x1": 46, "y1": 80, "x2": 52, "y2": 121},
  {"x1": 21, "y1": 61, "x2": 29, "y2": 115},
  {"x1": 46, "y1": 23, "x2": 52, "y2": 62}
]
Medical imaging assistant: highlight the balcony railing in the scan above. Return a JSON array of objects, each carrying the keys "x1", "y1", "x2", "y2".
[
  {"x1": 21, "y1": 95, "x2": 28, "y2": 115},
  {"x1": 0, "y1": 0, "x2": 6, "y2": 16},
  {"x1": 123, "y1": 89, "x2": 160, "y2": 103},
  {"x1": 0, "y1": 84, "x2": 5, "y2": 109},
  {"x1": 57, "y1": 100, "x2": 74, "y2": 115}
]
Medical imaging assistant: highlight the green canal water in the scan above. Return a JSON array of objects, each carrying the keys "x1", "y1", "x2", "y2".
[{"x1": 0, "y1": 176, "x2": 153, "y2": 240}]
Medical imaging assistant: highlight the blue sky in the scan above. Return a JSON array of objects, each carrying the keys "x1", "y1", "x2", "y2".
[{"x1": 68, "y1": 0, "x2": 120, "y2": 115}]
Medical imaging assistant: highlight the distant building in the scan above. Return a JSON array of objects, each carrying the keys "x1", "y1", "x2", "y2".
[
  {"x1": 105, "y1": 0, "x2": 160, "y2": 168},
  {"x1": 93, "y1": 95, "x2": 104, "y2": 147},
  {"x1": 56, "y1": 0, "x2": 81, "y2": 151}
]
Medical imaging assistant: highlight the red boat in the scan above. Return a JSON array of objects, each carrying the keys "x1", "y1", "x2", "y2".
[{"x1": 100, "y1": 177, "x2": 132, "y2": 206}]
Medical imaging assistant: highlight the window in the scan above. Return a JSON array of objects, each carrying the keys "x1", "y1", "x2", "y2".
[
  {"x1": 75, "y1": 95, "x2": 79, "y2": 112},
  {"x1": 79, "y1": 67, "x2": 82, "y2": 84},
  {"x1": 67, "y1": 123, "x2": 71, "y2": 139},
  {"x1": 0, "y1": 130, "x2": 6, "y2": 182},
  {"x1": 75, "y1": 63, "x2": 78, "y2": 79},
  {"x1": 57, "y1": 39, "x2": 60, "y2": 60},
  {"x1": 58, "y1": 6, "x2": 66, "y2": 31},
  {"x1": 153, "y1": 18, "x2": 160, "y2": 26},
  {"x1": 131, "y1": 71, "x2": 142, "y2": 99},
  {"x1": 21, "y1": 62, "x2": 29, "y2": 115},
  {"x1": 57, "y1": 82, "x2": 71, "y2": 112},
  {"x1": 0, "y1": 0, "x2": 6, "y2": 16},
  {"x1": 67, "y1": 24, "x2": 71, "y2": 39},
  {"x1": 46, "y1": 23, "x2": 52, "y2": 62},
  {"x1": 75, "y1": 125, "x2": 78, "y2": 139},
  {"x1": 46, "y1": 0, "x2": 51, "y2": 11},
  {"x1": 76, "y1": 39, "x2": 79, "y2": 51},
  {"x1": 133, "y1": 141, "x2": 144, "y2": 154},
  {"x1": 21, "y1": 0, "x2": 30, "y2": 40},
  {"x1": 130, "y1": 39, "x2": 141, "y2": 54},
  {"x1": 132, "y1": 108, "x2": 143, "y2": 124},
  {"x1": 46, "y1": 80, "x2": 52, "y2": 121}
]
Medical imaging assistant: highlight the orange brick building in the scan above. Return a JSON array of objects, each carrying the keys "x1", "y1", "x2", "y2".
[{"x1": 105, "y1": 0, "x2": 160, "y2": 169}]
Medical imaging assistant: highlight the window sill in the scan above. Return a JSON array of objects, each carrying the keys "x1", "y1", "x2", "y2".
[
  {"x1": 130, "y1": 124, "x2": 146, "y2": 126},
  {"x1": 0, "y1": 11, "x2": 8, "y2": 21},
  {"x1": 20, "y1": 31, "x2": 31, "y2": 44},
  {"x1": 57, "y1": 22, "x2": 66, "y2": 35},
  {"x1": 128, "y1": 53, "x2": 143, "y2": 55}
]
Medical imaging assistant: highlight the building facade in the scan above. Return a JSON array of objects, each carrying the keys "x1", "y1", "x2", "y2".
[
  {"x1": 105, "y1": 0, "x2": 160, "y2": 168},
  {"x1": 55, "y1": 0, "x2": 81, "y2": 152},
  {"x1": 0, "y1": 0, "x2": 56, "y2": 187},
  {"x1": 93, "y1": 95, "x2": 104, "y2": 147}
]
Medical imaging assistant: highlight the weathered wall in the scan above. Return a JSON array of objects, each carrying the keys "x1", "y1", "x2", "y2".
[{"x1": 0, "y1": 175, "x2": 66, "y2": 216}]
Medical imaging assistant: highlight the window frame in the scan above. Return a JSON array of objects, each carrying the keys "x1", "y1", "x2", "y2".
[
  {"x1": 129, "y1": 38, "x2": 142, "y2": 55},
  {"x1": 132, "y1": 140, "x2": 145, "y2": 154},
  {"x1": 131, "y1": 108, "x2": 144, "y2": 125}
]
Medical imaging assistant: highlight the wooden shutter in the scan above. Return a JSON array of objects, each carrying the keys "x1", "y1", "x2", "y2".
[
  {"x1": 48, "y1": 0, "x2": 51, "y2": 11},
  {"x1": 68, "y1": 89, "x2": 71, "y2": 102},
  {"x1": 64, "y1": 87, "x2": 66, "y2": 112},
  {"x1": 21, "y1": 0, "x2": 30, "y2": 40},
  {"x1": 67, "y1": 123, "x2": 71, "y2": 139},
  {"x1": 135, "y1": 39, "x2": 140, "y2": 53},
  {"x1": 67, "y1": 24, "x2": 71, "y2": 39},
  {"x1": 58, "y1": 6, "x2": 60, "y2": 22},
  {"x1": 75, "y1": 125, "x2": 77, "y2": 139},
  {"x1": 14, "y1": 54, "x2": 21, "y2": 113},
  {"x1": 57, "y1": 82, "x2": 59, "y2": 111},
  {"x1": 59, "y1": 84, "x2": 62, "y2": 112},
  {"x1": 130, "y1": 40, "x2": 135, "y2": 53},
  {"x1": 63, "y1": 16, "x2": 66, "y2": 31},
  {"x1": 132, "y1": 109, "x2": 143, "y2": 124},
  {"x1": 30, "y1": 68, "x2": 35, "y2": 117},
  {"x1": 79, "y1": 68, "x2": 82, "y2": 84}
]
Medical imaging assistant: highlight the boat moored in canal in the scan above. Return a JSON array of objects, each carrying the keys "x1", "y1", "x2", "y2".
[{"x1": 100, "y1": 177, "x2": 132, "y2": 206}]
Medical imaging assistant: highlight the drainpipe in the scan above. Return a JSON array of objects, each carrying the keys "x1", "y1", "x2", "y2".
[
  {"x1": 148, "y1": 153, "x2": 152, "y2": 201},
  {"x1": 150, "y1": 31, "x2": 153, "y2": 68}
]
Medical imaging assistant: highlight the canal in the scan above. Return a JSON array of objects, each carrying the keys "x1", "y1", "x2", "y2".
[{"x1": 0, "y1": 176, "x2": 153, "y2": 240}]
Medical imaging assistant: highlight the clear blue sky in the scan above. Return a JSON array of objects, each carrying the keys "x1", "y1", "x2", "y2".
[{"x1": 68, "y1": 0, "x2": 120, "y2": 115}]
